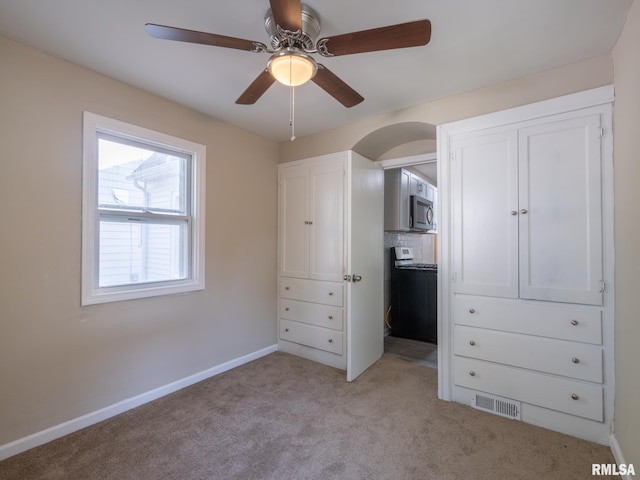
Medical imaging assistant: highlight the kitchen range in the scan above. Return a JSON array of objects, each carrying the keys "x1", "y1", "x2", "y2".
[{"x1": 388, "y1": 246, "x2": 437, "y2": 344}]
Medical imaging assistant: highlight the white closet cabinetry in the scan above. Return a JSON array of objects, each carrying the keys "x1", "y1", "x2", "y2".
[
  {"x1": 278, "y1": 152, "x2": 384, "y2": 380},
  {"x1": 451, "y1": 112, "x2": 603, "y2": 306},
  {"x1": 279, "y1": 160, "x2": 344, "y2": 282},
  {"x1": 447, "y1": 99, "x2": 612, "y2": 443}
]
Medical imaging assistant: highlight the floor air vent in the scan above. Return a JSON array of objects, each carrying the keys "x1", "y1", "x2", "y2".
[{"x1": 472, "y1": 392, "x2": 521, "y2": 420}]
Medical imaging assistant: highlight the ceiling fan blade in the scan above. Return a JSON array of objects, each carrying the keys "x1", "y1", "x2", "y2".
[
  {"x1": 236, "y1": 70, "x2": 276, "y2": 105},
  {"x1": 269, "y1": 0, "x2": 302, "y2": 31},
  {"x1": 312, "y1": 65, "x2": 364, "y2": 108},
  {"x1": 145, "y1": 24, "x2": 262, "y2": 51},
  {"x1": 317, "y1": 19, "x2": 431, "y2": 56}
]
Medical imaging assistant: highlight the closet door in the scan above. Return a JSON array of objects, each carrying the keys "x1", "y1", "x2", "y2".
[
  {"x1": 346, "y1": 152, "x2": 384, "y2": 381},
  {"x1": 518, "y1": 113, "x2": 603, "y2": 305},
  {"x1": 309, "y1": 159, "x2": 345, "y2": 282},
  {"x1": 451, "y1": 129, "x2": 519, "y2": 298},
  {"x1": 279, "y1": 165, "x2": 309, "y2": 278}
]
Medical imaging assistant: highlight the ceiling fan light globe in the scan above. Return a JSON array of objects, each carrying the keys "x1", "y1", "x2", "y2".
[{"x1": 268, "y1": 50, "x2": 317, "y2": 87}]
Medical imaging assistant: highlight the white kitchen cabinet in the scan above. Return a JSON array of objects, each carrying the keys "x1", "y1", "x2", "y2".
[
  {"x1": 442, "y1": 88, "x2": 614, "y2": 444},
  {"x1": 278, "y1": 151, "x2": 384, "y2": 381},
  {"x1": 451, "y1": 112, "x2": 603, "y2": 306},
  {"x1": 409, "y1": 173, "x2": 429, "y2": 198},
  {"x1": 384, "y1": 168, "x2": 410, "y2": 231},
  {"x1": 384, "y1": 168, "x2": 437, "y2": 231}
]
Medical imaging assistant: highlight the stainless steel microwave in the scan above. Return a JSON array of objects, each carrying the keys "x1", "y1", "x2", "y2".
[{"x1": 410, "y1": 195, "x2": 434, "y2": 231}]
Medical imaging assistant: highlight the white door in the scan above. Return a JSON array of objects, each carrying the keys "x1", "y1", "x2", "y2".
[
  {"x1": 346, "y1": 152, "x2": 384, "y2": 382},
  {"x1": 309, "y1": 160, "x2": 345, "y2": 282},
  {"x1": 451, "y1": 129, "x2": 519, "y2": 298},
  {"x1": 279, "y1": 165, "x2": 309, "y2": 278},
  {"x1": 518, "y1": 114, "x2": 603, "y2": 305}
]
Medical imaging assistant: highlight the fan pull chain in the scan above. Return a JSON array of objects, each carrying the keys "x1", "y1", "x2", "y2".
[
  {"x1": 288, "y1": 54, "x2": 296, "y2": 142},
  {"x1": 289, "y1": 85, "x2": 296, "y2": 142}
]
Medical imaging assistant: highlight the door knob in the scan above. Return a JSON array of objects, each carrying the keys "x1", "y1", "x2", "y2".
[{"x1": 352, "y1": 275, "x2": 362, "y2": 283}]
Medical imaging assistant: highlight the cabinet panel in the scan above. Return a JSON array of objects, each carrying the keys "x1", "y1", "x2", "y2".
[
  {"x1": 518, "y1": 114, "x2": 603, "y2": 305},
  {"x1": 280, "y1": 298, "x2": 343, "y2": 331},
  {"x1": 279, "y1": 165, "x2": 309, "y2": 278},
  {"x1": 454, "y1": 325, "x2": 603, "y2": 382},
  {"x1": 453, "y1": 295, "x2": 602, "y2": 344},
  {"x1": 280, "y1": 319, "x2": 343, "y2": 355},
  {"x1": 384, "y1": 168, "x2": 411, "y2": 231},
  {"x1": 309, "y1": 161, "x2": 344, "y2": 282},
  {"x1": 454, "y1": 357, "x2": 603, "y2": 421},
  {"x1": 280, "y1": 277, "x2": 343, "y2": 307},
  {"x1": 451, "y1": 130, "x2": 519, "y2": 298}
]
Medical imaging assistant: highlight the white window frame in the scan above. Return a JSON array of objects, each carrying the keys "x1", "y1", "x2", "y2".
[{"x1": 81, "y1": 112, "x2": 206, "y2": 305}]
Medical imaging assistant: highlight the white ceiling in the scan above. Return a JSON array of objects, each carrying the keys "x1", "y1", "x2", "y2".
[{"x1": 0, "y1": 0, "x2": 632, "y2": 143}]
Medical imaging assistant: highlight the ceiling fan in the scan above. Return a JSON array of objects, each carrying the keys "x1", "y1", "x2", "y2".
[{"x1": 145, "y1": 0, "x2": 432, "y2": 108}]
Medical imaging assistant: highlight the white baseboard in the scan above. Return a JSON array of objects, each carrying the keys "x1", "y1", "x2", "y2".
[
  {"x1": 609, "y1": 434, "x2": 634, "y2": 480},
  {"x1": 0, "y1": 344, "x2": 278, "y2": 461}
]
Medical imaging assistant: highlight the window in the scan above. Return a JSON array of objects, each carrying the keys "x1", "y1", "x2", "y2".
[{"x1": 82, "y1": 112, "x2": 205, "y2": 305}]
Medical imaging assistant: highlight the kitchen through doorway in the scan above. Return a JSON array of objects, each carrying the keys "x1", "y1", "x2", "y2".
[{"x1": 380, "y1": 153, "x2": 439, "y2": 370}]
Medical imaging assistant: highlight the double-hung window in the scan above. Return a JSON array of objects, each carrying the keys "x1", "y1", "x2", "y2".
[{"x1": 82, "y1": 112, "x2": 205, "y2": 305}]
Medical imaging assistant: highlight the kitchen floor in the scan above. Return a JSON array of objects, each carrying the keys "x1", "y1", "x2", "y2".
[{"x1": 384, "y1": 336, "x2": 437, "y2": 368}]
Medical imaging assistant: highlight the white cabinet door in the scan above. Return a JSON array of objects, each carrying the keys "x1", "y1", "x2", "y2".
[
  {"x1": 346, "y1": 152, "x2": 384, "y2": 381},
  {"x1": 309, "y1": 159, "x2": 344, "y2": 282},
  {"x1": 451, "y1": 129, "x2": 519, "y2": 298},
  {"x1": 409, "y1": 173, "x2": 429, "y2": 198},
  {"x1": 518, "y1": 114, "x2": 603, "y2": 305},
  {"x1": 400, "y1": 169, "x2": 411, "y2": 230},
  {"x1": 425, "y1": 183, "x2": 435, "y2": 202},
  {"x1": 279, "y1": 165, "x2": 309, "y2": 278}
]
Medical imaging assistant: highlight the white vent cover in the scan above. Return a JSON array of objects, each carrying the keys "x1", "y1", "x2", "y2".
[{"x1": 472, "y1": 392, "x2": 521, "y2": 420}]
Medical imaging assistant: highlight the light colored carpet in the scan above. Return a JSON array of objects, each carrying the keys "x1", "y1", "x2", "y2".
[{"x1": 0, "y1": 352, "x2": 615, "y2": 479}]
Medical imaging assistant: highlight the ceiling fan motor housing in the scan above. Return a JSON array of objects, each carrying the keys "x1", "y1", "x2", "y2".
[{"x1": 264, "y1": 4, "x2": 321, "y2": 51}]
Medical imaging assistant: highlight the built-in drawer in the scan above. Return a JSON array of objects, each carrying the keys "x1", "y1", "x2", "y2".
[
  {"x1": 454, "y1": 356, "x2": 603, "y2": 421},
  {"x1": 280, "y1": 298, "x2": 343, "y2": 331},
  {"x1": 280, "y1": 319, "x2": 343, "y2": 355},
  {"x1": 280, "y1": 277, "x2": 343, "y2": 307},
  {"x1": 453, "y1": 295, "x2": 602, "y2": 345},
  {"x1": 454, "y1": 325, "x2": 603, "y2": 383}
]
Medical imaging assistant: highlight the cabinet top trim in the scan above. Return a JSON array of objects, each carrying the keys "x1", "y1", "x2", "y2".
[{"x1": 438, "y1": 85, "x2": 613, "y2": 137}]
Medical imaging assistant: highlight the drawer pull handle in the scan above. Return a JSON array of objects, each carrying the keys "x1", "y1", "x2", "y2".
[
  {"x1": 511, "y1": 210, "x2": 518, "y2": 216},
  {"x1": 328, "y1": 315, "x2": 334, "y2": 320},
  {"x1": 285, "y1": 286, "x2": 290, "y2": 291},
  {"x1": 285, "y1": 307, "x2": 290, "y2": 311},
  {"x1": 571, "y1": 319, "x2": 579, "y2": 326},
  {"x1": 328, "y1": 338, "x2": 333, "y2": 343},
  {"x1": 328, "y1": 292, "x2": 334, "y2": 296},
  {"x1": 469, "y1": 371, "x2": 476, "y2": 377},
  {"x1": 571, "y1": 393, "x2": 579, "y2": 400},
  {"x1": 572, "y1": 357, "x2": 580, "y2": 364},
  {"x1": 285, "y1": 328, "x2": 289, "y2": 332},
  {"x1": 469, "y1": 340, "x2": 476, "y2": 346},
  {"x1": 469, "y1": 308, "x2": 475, "y2": 314}
]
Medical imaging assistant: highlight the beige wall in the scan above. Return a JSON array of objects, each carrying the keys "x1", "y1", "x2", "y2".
[
  {"x1": 0, "y1": 35, "x2": 278, "y2": 445},
  {"x1": 279, "y1": 54, "x2": 613, "y2": 163},
  {"x1": 612, "y1": 0, "x2": 640, "y2": 467}
]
